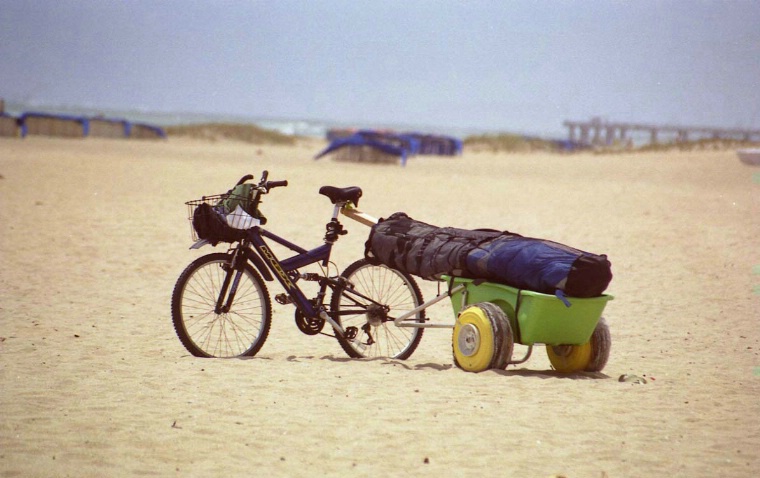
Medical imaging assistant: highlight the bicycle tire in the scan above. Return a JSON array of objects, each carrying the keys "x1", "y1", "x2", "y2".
[
  {"x1": 330, "y1": 259, "x2": 425, "y2": 360},
  {"x1": 171, "y1": 252, "x2": 271, "y2": 358}
]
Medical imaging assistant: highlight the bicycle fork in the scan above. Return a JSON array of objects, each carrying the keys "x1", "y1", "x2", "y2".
[{"x1": 215, "y1": 248, "x2": 245, "y2": 314}]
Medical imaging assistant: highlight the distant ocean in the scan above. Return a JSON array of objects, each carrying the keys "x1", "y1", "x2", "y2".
[{"x1": 2, "y1": 101, "x2": 558, "y2": 141}]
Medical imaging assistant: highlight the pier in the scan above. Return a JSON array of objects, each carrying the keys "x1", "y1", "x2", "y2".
[{"x1": 564, "y1": 117, "x2": 760, "y2": 146}]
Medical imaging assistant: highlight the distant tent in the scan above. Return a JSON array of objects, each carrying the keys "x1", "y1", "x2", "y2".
[
  {"x1": 315, "y1": 130, "x2": 412, "y2": 165},
  {"x1": 317, "y1": 129, "x2": 463, "y2": 166},
  {"x1": 401, "y1": 133, "x2": 462, "y2": 156}
]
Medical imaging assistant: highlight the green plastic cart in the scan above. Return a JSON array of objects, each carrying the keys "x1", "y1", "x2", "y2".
[{"x1": 390, "y1": 276, "x2": 613, "y2": 373}]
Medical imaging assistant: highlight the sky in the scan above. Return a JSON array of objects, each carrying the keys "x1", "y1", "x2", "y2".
[{"x1": 1, "y1": 0, "x2": 759, "y2": 137}]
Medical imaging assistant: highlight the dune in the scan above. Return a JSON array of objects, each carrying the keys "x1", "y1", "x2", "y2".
[{"x1": 1, "y1": 135, "x2": 758, "y2": 477}]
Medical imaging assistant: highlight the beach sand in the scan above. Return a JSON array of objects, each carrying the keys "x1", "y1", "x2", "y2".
[{"x1": 1, "y1": 136, "x2": 758, "y2": 477}]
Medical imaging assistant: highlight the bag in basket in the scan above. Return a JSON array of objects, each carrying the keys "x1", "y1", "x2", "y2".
[{"x1": 192, "y1": 203, "x2": 246, "y2": 244}]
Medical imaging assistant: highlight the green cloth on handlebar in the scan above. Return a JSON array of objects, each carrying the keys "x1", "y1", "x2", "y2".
[{"x1": 219, "y1": 183, "x2": 267, "y2": 225}]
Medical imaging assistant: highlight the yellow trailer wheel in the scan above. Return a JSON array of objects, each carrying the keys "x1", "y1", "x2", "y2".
[
  {"x1": 585, "y1": 317, "x2": 611, "y2": 372},
  {"x1": 453, "y1": 302, "x2": 513, "y2": 372},
  {"x1": 546, "y1": 317, "x2": 611, "y2": 373},
  {"x1": 546, "y1": 342, "x2": 592, "y2": 373}
]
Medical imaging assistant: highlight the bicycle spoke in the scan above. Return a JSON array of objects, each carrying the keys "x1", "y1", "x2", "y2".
[
  {"x1": 331, "y1": 260, "x2": 425, "y2": 360},
  {"x1": 172, "y1": 254, "x2": 271, "y2": 358}
]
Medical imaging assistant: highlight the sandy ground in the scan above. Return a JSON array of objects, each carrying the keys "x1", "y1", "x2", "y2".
[{"x1": 1, "y1": 136, "x2": 759, "y2": 477}]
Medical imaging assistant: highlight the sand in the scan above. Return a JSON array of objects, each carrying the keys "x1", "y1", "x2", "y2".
[{"x1": 1, "y1": 136, "x2": 758, "y2": 477}]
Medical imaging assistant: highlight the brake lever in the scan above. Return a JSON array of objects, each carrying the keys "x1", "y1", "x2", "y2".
[{"x1": 259, "y1": 170, "x2": 269, "y2": 186}]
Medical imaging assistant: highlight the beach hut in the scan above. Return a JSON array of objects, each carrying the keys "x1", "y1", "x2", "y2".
[
  {"x1": 356, "y1": 130, "x2": 417, "y2": 154},
  {"x1": 87, "y1": 117, "x2": 129, "y2": 138},
  {"x1": 333, "y1": 145, "x2": 402, "y2": 164},
  {"x1": 126, "y1": 123, "x2": 166, "y2": 139},
  {"x1": 19, "y1": 112, "x2": 87, "y2": 138},
  {"x1": 0, "y1": 114, "x2": 18, "y2": 137}
]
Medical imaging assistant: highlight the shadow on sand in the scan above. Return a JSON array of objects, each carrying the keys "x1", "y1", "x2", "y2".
[
  {"x1": 319, "y1": 355, "x2": 608, "y2": 378},
  {"x1": 235, "y1": 354, "x2": 609, "y2": 380},
  {"x1": 491, "y1": 368, "x2": 610, "y2": 380},
  {"x1": 318, "y1": 355, "x2": 453, "y2": 371}
]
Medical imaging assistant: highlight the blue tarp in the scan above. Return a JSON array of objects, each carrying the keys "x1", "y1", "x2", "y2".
[{"x1": 317, "y1": 129, "x2": 463, "y2": 165}]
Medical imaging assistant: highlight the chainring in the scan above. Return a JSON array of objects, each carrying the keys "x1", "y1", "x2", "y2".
[{"x1": 295, "y1": 309, "x2": 325, "y2": 336}]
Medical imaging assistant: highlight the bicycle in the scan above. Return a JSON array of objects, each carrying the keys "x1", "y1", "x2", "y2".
[
  {"x1": 172, "y1": 171, "x2": 614, "y2": 374},
  {"x1": 171, "y1": 171, "x2": 427, "y2": 359}
]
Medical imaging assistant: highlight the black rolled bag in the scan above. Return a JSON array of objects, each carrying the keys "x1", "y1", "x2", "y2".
[
  {"x1": 192, "y1": 203, "x2": 247, "y2": 245},
  {"x1": 364, "y1": 212, "x2": 612, "y2": 298}
]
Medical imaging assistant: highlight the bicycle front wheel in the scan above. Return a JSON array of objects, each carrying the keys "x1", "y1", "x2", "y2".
[
  {"x1": 330, "y1": 259, "x2": 425, "y2": 360},
  {"x1": 171, "y1": 252, "x2": 271, "y2": 358}
]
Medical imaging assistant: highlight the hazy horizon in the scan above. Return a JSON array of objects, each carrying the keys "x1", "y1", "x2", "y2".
[{"x1": 2, "y1": 1, "x2": 759, "y2": 137}]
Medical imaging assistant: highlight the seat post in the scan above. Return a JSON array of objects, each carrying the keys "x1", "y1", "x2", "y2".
[
  {"x1": 325, "y1": 201, "x2": 348, "y2": 243},
  {"x1": 331, "y1": 201, "x2": 346, "y2": 220}
]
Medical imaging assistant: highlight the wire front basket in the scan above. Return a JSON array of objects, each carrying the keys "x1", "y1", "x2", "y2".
[{"x1": 185, "y1": 193, "x2": 251, "y2": 241}]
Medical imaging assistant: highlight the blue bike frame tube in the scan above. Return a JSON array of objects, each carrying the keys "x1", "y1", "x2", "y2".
[
  {"x1": 280, "y1": 244, "x2": 332, "y2": 272},
  {"x1": 246, "y1": 228, "x2": 330, "y2": 318},
  {"x1": 259, "y1": 228, "x2": 308, "y2": 255}
]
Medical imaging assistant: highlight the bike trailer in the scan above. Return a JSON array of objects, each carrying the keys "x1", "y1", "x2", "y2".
[{"x1": 447, "y1": 277, "x2": 613, "y2": 346}]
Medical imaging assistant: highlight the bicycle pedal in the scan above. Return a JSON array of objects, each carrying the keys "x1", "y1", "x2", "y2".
[{"x1": 275, "y1": 293, "x2": 293, "y2": 305}]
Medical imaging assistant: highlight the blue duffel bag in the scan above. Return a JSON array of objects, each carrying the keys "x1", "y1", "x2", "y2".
[
  {"x1": 466, "y1": 234, "x2": 612, "y2": 298},
  {"x1": 364, "y1": 212, "x2": 612, "y2": 298}
]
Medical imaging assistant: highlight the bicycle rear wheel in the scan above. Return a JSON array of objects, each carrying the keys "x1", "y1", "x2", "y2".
[
  {"x1": 171, "y1": 252, "x2": 271, "y2": 358},
  {"x1": 330, "y1": 259, "x2": 425, "y2": 360}
]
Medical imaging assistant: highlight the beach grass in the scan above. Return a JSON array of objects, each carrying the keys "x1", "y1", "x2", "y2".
[
  {"x1": 463, "y1": 133, "x2": 560, "y2": 153},
  {"x1": 165, "y1": 122, "x2": 297, "y2": 145}
]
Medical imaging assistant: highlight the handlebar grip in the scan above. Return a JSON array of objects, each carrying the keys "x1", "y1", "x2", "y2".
[
  {"x1": 266, "y1": 180, "x2": 288, "y2": 189},
  {"x1": 236, "y1": 174, "x2": 254, "y2": 186}
]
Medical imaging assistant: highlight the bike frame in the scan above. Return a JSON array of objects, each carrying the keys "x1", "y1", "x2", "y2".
[
  {"x1": 248, "y1": 228, "x2": 332, "y2": 314},
  {"x1": 217, "y1": 201, "x2": 353, "y2": 336}
]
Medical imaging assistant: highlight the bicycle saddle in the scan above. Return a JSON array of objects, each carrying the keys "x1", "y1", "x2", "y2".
[{"x1": 319, "y1": 186, "x2": 362, "y2": 206}]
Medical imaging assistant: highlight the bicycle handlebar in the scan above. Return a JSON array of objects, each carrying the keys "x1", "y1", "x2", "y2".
[
  {"x1": 235, "y1": 171, "x2": 287, "y2": 191},
  {"x1": 253, "y1": 171, "x2": 287, "y2": 192},
  {"x1": 265, "y1": 180, "x2": 288, "y2": 190}
]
